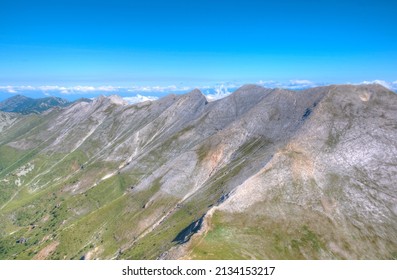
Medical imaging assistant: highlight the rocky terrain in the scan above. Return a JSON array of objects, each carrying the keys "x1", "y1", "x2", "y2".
[{"x1": 0, "y1": 84, "x2": 396, "y2": 259}]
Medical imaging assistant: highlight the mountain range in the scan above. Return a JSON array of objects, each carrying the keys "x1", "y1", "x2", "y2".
[
  {"x1": 0, "y1": 84, "x2": 396, "y2": 260},
  {"x1": 0, "y1": 95, "x2": 72, "y2": 114}
]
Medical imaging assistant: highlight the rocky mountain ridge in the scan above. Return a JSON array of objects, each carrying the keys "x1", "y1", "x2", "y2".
[{"x1": 0, "y1": 84, "x2": 396, "y2": 260}]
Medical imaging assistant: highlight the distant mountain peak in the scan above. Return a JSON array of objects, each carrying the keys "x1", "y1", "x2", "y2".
[{"x1": 0, "y1": 95, "x2": 70, "y2": 114}]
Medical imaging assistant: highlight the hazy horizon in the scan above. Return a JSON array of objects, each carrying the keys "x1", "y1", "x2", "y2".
[{"x1": 1, "y1": 79, "x2": 397, "y2": 103}]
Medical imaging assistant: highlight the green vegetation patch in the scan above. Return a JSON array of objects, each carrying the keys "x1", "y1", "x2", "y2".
[{"x1": 188, "y1": 209, "x2": 329, "y2": 260}]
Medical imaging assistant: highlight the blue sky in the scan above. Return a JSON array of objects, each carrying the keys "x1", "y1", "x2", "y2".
[{"x1": 0, "y1": 0, "x2": 396, "y2": 101}]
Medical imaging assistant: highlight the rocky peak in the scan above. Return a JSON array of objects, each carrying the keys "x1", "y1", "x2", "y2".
[
  {"x1": 93, "y1": 94, "x2": 128, "y2": 106},
  {"x1": 183, "y1": 89, "x2": 206, "y2": 101},
  {"x1": 108, "y1": 95, "x2": 128, "y2": 105}
]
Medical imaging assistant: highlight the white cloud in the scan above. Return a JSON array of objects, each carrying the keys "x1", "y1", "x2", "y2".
[
  {"x1": 71, "y1": 86, "x2": 96, "y2": 92},
  {"x1": 359, "y1": 80, "x2": 397, "y2": 91},
  {"x1": 0, "y1": 86, "x2": 17, "y2": 93},
  {"x1": 55, "y1": 85, "x2": 118, "y2": 93},
  {"x1": 289, "y1": 79, "x2": 314, "y2": 85},
  {"x1": 127, "y1": 85, "x2": 191, "y2": 93},
  {"x1": 391, "y1": 81, "x2": 397, "y2": 91},
  {"x1": 285, "y1": 80, "x2": 317, "y2": 89},
  {"x1": 204, "y1": 84, "x2": 233, "y2": 101},
  {"x1": 258, "y1": 80, "x2": 277, "y2": 86},
  {"x1": 257, "y1": 80, "x2": 317, "y2": 89},
  {"x1": 361, "y1": 80, "x2": 391, "y2": 89},
  {"x1": 0, "y1": 85, "x2": 121, "y2": 94},
  {"x1": 38, "y1": 86, "x2": 63, "y2": 91},
  {"x1": 97, "y1": 86, "x2": 118, "y2": 91},
  {"x1": 123, "y1": 94, "x2": 158, "y2": 104}
]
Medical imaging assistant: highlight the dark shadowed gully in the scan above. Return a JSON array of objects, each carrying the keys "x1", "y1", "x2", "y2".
[{"x1": 173, "y1": 216, "x2": 205, "y2": 244}]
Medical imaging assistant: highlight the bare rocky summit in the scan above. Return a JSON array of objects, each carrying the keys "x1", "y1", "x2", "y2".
[{"x1": 0, "y1": 84, "x2": 396, "y2": 259}]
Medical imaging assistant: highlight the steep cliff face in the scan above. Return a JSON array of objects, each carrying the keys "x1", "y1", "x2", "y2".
[{"x1": 0, "y1": 84, "x2": 396, "y2": 260}]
